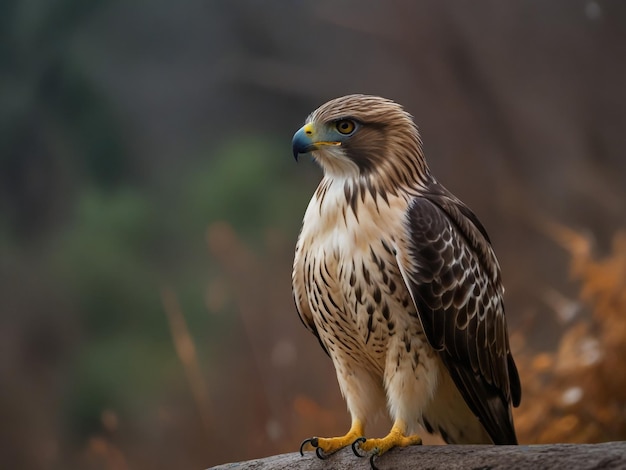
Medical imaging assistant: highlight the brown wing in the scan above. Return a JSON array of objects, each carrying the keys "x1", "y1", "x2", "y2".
[{"x1": 396, "y1": 189, "x2": 521, "y2": 444}]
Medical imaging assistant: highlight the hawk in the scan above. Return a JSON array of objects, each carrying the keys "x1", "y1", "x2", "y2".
[{"x1": 291, "y1": 95, "x2": 521, "y2": 463}]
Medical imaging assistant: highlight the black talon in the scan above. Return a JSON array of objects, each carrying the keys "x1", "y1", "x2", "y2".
[
  {"x1": 315, "y1": 447, "x2": 329, "y2": 460},
  {"x1": 351, "y1": 437, "x2": 367, "y2": 457},
  {"x1": 370, "y1": 453, "x2": 380, "y2": 470},
  {"x1": 299, "y1": 437, "x2": 318, "y2": 456}
]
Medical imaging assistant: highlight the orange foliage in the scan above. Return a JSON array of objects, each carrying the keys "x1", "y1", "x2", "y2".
[{"x1": 514, "y1": 228, "x2": 626, "y2": 443}]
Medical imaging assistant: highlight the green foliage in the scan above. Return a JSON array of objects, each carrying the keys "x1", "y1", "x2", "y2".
[
  {"x1": 50, "y1": 188, "x2": 173, "y2": 435},
  {"x1": 44, "y1": 132, "x2": 313, "y2": 441},
  {"x1": 184, "y1": 135, "x2": 310, "y2": 241},
  {"x1": 1, "y1": 1, "x2": 315, "y2": 443},
  {"x1": 54, "y1": 188, "x2": 162, "y2": 336},
  {"x1": 0, "y1": 0, "x2": 128, "y2": 242}
]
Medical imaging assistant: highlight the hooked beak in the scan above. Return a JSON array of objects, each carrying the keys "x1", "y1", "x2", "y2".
[
  {"x1": 292, "y1": 124, "x2": 316, "y2": 161},
  {"x1": 291, "y1": 122, "x2": 340, "y2": 161}
]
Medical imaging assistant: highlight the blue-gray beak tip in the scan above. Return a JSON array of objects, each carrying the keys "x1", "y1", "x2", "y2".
[{"x1": 292, "y1": 127, "x2": 315, "y2": 162}]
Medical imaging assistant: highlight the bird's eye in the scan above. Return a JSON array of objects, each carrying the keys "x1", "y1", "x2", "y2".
[{"x1": 335, "y1": 119, "x2": 356, "y2": 135}]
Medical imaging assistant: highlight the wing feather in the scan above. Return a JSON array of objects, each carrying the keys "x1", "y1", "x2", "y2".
[{"x1": 396, "y1": 191, "x2": 521, "y2": 444}]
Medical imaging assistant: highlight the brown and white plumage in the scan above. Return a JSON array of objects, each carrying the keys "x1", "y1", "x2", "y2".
[{"x1": 291, "y1": 95, "x2": 521, "y2": 457}]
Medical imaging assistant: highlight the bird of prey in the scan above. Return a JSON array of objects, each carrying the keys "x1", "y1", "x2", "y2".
[{"x1": 291, "y1": 95, "x2": 521, "y2": 463}]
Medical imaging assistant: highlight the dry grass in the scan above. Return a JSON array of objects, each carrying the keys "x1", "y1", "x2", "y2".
[{"x1": 162, "y1": 286, "x2": 213, "y2": 437}]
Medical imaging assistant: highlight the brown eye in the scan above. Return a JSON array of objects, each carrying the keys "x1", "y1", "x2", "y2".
[{"x1": 335, "y1": 119, "x2": 356, "y2": 135}]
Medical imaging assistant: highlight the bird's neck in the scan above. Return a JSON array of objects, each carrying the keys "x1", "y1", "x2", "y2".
[
  {"x1": 319, "y1": 162, "x2": 433, "y2": 202},
  {"x1": 314, "y1": 174, "x2": 401, "y2": 218}
]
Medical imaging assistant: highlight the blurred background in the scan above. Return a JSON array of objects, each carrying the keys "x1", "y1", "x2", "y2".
[{"x1": 1, "y1": 1, "x2": 625, "y2": 469}]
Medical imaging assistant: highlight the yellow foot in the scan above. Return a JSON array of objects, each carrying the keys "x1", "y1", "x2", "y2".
[
  {"x1": 352, "y1": 425, "x2": 422, "y2": 459},
  {"x1": 300, "y1": 421, "x2": 365, "y2": 459}
]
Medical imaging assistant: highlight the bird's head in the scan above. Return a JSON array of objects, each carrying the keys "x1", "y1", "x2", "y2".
[{"x1": 292, "y1": 94, "x2": 429, "y2": 183}]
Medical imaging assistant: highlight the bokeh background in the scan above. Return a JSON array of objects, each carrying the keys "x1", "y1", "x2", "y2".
[{"x1": 2, "y1": 1, "x2": 626, "y2": 469}]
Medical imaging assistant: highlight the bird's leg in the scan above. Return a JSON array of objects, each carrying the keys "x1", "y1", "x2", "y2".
[
  {"x1": 352, "y1": 419, "x2": 421, "y2": 458},
  {"x1": 300, "y1": 419, "x2": 365, "y2": 459}
]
